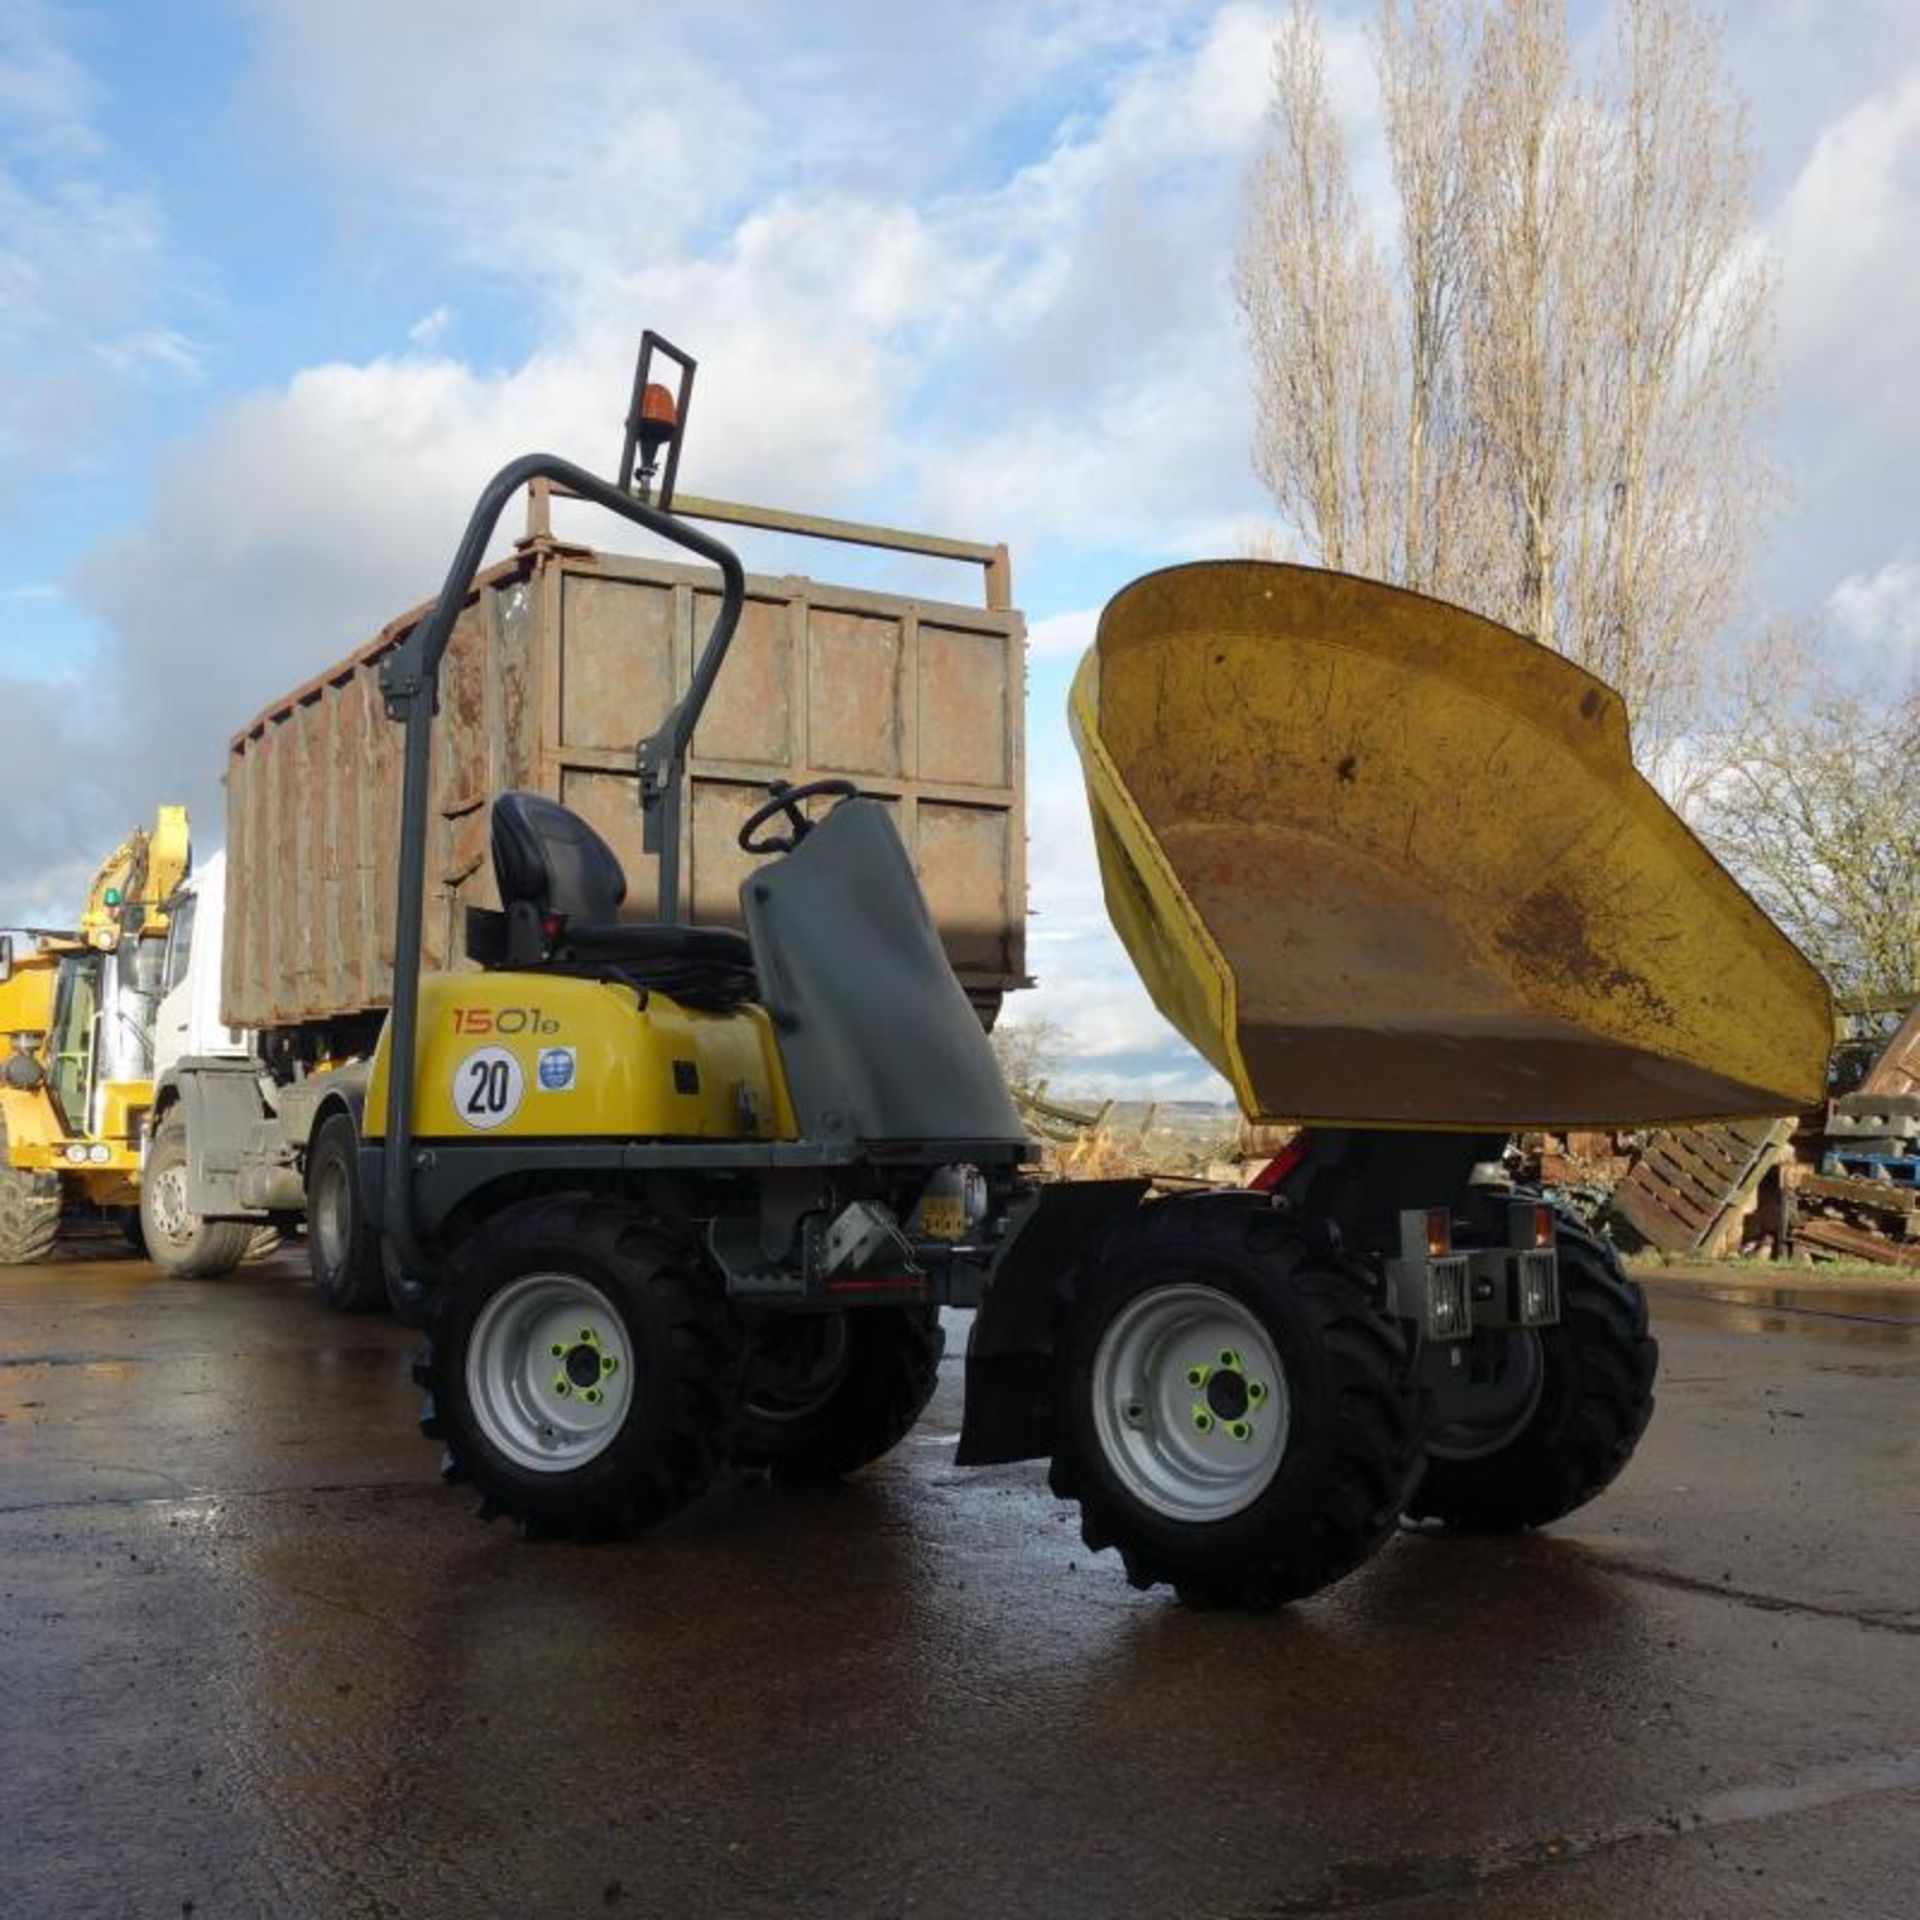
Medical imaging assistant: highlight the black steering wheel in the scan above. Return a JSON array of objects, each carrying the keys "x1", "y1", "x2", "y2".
[{"x1": 738, "y1": 778, "x2": 860, "y2": 855}]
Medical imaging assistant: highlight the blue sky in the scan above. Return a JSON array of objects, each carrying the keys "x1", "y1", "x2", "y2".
[{"x1": 5, "y1": 0, "x2": 1920, "y2": 1094}]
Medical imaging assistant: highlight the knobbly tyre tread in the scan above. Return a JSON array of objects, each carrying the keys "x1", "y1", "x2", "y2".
[
  {"x1": 1404, "y1": 1221, "x2": 1658, "y2": 1532},
  {"x1": 0, "y1": 1115, "x2": 60, "y2": 1265},
  {"x1": 139, "y1": 1110, "x2": 254, "y2": 1278},
  {"x1": 732, "y1": 1305, "x2": 945, "y2": 1483},
  {"x1": 420, "y1": 1192, "x2": 744, "y2": 1540},
  {"x1": 1049, "y1": 1194, "x2": 1425, "y2": 1611}
]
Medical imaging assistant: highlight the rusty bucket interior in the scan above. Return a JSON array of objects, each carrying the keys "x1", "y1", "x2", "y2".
[{"x1": 1069, "y1": 561, "x2": 1832, "y2": 1130}]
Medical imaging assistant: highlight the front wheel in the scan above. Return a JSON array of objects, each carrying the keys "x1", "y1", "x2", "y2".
[
  {"x1": 733, "y1": 1306, "x2": 944, "y2": 1483},
  {"x1": 419, "y1": 1194, "x2": 744, "y2": 1538},
  {"x1": 1405, "y1": 1224, "x2": 1657, "y2": 1531},
  {"x1": 139, "y1": 1111, "x2": 254, "y2": 1278},
  {"x1": 0, "y1": 1113, "x2": 61, "y2": 1265},
  {"x1": 1050, "y1": 1197, "x2": 1424, "y2": 1610}
]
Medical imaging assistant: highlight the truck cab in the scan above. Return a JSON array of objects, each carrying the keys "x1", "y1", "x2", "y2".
[{"x1": 152, "y1": 852, "x2": 249, "y2": 1080}]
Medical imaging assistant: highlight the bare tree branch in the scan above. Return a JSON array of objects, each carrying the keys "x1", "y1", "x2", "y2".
[{"x1": 1239, "y1": 0, "x2": 1774, "y2": 763}]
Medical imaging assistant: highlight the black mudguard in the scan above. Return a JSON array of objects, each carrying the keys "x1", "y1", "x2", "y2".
[{"x1": 955, "y1": 1178, "x2": 1147, "y2": 1466}]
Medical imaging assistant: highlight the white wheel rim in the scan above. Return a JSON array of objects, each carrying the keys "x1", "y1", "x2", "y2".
[
  {"x1": 1090, "y1": 1283, "x2": 1290, "y2": 1522},
  {"x1": 149, "y1": 1164, "x2": 189, "y2": 1240},
  {"x1": 466, "y1": 1273, "x2": 634, "y2": 1473}
]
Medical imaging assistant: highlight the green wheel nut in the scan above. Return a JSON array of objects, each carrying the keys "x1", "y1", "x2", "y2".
[
  {"x1": 553, "y1": 1377, "x2": 570, "y2": 1396},
  {"x1": 1248, "y1": 1380, "x2": 1267, "y2": 1405},
  {"x1": 1228, "y1": 1420, "x2": 1252, "y2": 1443},
  {"x1": 1192, "y1": 1406, "x2": 1214, "y2": 1434},
  {"x1": 601, "y1": 1354, "x2": 618, "y2": 1376},
  {"x1": 583, "y1": 1388, "x2": 602, "y2": 1406},
  {"x1": 550, "y1": 1343, "x2": 565, "y2": 1357},
  {"x1": 1219, "y1": 1348, "x2": 1239, "y2": 1370},
  {"x1": 579, "y1": 1327, "x2": 596, "y2": 1344},
  {"x1": 1186, "y1": 1364, "x2": 1209, "y2": 1388}
]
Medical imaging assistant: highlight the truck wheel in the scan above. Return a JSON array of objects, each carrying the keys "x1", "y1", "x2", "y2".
[
  {"x1": 139, "y1": 1111, "x2": 253, "y2": 1278},
  {"x1": 419, "y1": 1194, "x2": 743, "y2": 1538},
  {"x1": 1050, "y1": 1197, "x2": 1423, "y2": 1610},
  {"x1": 733, "y1": 1306, "x2": 944, "y2": 1483},
  {"x1": 1405, "y1": 1225, "x2": 1657, "y2": 1531},
  {"x1": 305, "y1": 1113, "x2": 383, "y2": 1311},
  {"x1": 0, "y1": 1116, "x2": 60, "y2": 1265}
]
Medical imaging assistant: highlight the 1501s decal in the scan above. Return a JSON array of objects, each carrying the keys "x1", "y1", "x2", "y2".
[{"x1": 450, "y1": 1006, "x2": 560, "y2": 1036}]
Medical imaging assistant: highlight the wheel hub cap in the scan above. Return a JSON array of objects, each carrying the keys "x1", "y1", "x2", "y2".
[
  {"x1": 150, "y1": 1167, "x2": 187, "y2": 1238},
  {"x1": 1091, "y1": 1284, "x2": 1290, "y2": 1521},
  {"x1": 466, "y1": 1275, "x2": 632, "y2": 1473},
  {"x1": 314, "y1": 1163, "x2": 349, "y2": 1267}
]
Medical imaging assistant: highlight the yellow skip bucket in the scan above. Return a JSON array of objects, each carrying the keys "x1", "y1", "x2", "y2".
[{"x1": 1069, "y1": 561, "x2": 1832, "y2": 1129}]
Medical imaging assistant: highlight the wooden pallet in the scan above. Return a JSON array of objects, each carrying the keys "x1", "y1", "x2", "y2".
[
  {"x1": 1605, "y1": 1117, "x2": 1793, "y2": 1255},
  {"x1": 1793, "y1": 1216, "x2": 1920, "y2": 1267}
]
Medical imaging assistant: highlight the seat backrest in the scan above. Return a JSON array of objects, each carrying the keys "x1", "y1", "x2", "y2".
[
  {"x1": 491, "y1": 791, "x2": 626, "y2": 923},
  {"x1": 741, "y1": 799, "x2": 1027, "y2": 1150}
]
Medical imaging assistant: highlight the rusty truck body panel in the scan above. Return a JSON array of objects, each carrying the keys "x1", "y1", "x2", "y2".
[{"x1": 223, "y1": 522, "x2": 1028, "y2": 1038}]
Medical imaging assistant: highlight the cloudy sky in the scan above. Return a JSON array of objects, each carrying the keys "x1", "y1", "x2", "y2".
[{"x1": 3, "y1": 0, "x2": 1918, "y2": 1094}]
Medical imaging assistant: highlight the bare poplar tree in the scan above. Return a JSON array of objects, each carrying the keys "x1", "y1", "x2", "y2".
[
  {"x1": 1238, "y1": 2, "x2": 1400, "y2": 582},
  {"x1": 1238, "y1": 0, "x2": 1774, "y2": 761}
]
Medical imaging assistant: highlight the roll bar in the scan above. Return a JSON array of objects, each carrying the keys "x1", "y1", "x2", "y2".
[{"x1": 376, "y1": 451, "x2": 746, "y2": 1275}]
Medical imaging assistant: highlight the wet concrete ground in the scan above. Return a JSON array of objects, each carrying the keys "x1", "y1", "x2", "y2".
[{"x1": 3, "y1": 1245, "x2": 1916, "y2": 1919}]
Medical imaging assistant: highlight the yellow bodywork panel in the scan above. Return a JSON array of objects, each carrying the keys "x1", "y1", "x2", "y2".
[
  {"x1": 0, "y1": 948, "x2": 57, "y2": 1039},
  {"x1": 363, "y1": 971, "x2": 797, "y2": 1142},
  {"x1": 0, "y1": 1081, "x2": 142, "y2": 1201},
  {"x1": 1070, "y1": 561, "x2": 1833, "y2": 1129}
]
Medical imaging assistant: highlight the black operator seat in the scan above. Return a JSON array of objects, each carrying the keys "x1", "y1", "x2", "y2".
[{"x1": 471, "y1": 790, "x2": 755, "y2": 1009}]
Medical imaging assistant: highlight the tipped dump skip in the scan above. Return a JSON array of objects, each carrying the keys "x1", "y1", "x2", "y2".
[{"x1": 1070, "y1": 561, "x2": 1831, "y2": 1130}]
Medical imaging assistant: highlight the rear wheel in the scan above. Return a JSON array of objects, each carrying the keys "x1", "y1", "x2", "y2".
[
  {"x1": 139, "y1": 1110, "x2": 253, "y2": 1278},
  {"x1": 0, "y1": 1115, "x2": 60, "y2": 1266},
  {"x1": 305, "y1": 1113, "x2": 383, "y2": 1311},
  {"x1": 733, "y1": 1306, "x2": 944, "y2": 1482},
  {"x1": 419, "y1": 1193, "x2": 743, "y2": 1537},
  {"x1": 1405, "y1": 1224, "x2": 1657, "y2": 1531},
  {"x1": 1050, "y1": 1197, "x2": 1423, "y2": 1610}
]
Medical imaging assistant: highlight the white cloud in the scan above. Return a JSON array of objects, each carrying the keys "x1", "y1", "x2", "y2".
[
  {"x1": 1027, "y1": 607, "x2": 1098, "y2": 659},
  {"x1": 93, "y1": 326, "x2": 207, "y2": 385},
  {"x1": 407, "y1": 305, "x2": 454, "y2": 347},
  {"x1": 1769, "y1": 68, "x2": 1920, "y2": 594},
  {"x1": 0, "y1": 3, "x2": 182, "y2": 488},
  {"x1": 1824, "y1": 555, "x2": 1920, "y2": 680},
  {"x1": 0, "y1": 1, "x2": 103, "y2": 161}
]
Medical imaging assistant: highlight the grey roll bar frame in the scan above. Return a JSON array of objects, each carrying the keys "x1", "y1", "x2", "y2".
[{"x1": 376, "y1": 451, "x2": 746, "y2": 1276}]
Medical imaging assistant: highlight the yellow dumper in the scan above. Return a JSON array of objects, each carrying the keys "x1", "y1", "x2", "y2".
[
  {"x1": 349, "y1": 375, "x2": 1833, "y2": 1613},
  {"x1": 1070, "y1": 561, "x2": 1831, "y2": 1129}
]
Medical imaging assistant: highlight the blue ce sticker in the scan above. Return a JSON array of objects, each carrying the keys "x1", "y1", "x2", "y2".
[{"x1": 536, "y1": 1046, "x2": 576, "y2": 1093}]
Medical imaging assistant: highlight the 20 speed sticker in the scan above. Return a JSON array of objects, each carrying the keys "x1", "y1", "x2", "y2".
[{"x1": 452, "y1": 1045, "x2": 525, "y2": 1130}]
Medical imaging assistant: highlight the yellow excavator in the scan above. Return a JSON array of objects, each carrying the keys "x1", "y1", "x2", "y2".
[{"x1": 0, "y1": 807, "x2": 191, "y2": 1263}]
